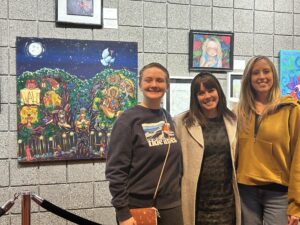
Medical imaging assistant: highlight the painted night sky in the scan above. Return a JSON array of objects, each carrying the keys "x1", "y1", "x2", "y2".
[{"x1": 16, "y1": 37, "x2": 138, "y2": 79}]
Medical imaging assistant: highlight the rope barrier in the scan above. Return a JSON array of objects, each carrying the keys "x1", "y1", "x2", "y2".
[
  {"x1": 0, "y1": 193, "x2": 20, "y2": 217},
  {"x1": 31, "y1": 194, "x2": 102, "y2": 225}
]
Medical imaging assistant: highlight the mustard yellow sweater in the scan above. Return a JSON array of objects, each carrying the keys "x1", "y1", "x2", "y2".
[{"x1": 237, "y1": 96, "x2": 300, "y2": 217}]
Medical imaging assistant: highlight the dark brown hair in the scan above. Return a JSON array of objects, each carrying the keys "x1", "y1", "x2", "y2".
[{"x1": 184, "y1": 72, "x2": 235, "y2": 127}]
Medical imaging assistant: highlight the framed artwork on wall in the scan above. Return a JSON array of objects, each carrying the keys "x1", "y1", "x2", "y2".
[
  {"x1": 56, "y1": 0, "x2": 103, "y2": 27},
  {"x1": 16, "y1": 37, "x2": 138, "y2": 163},
  {"x1": 279, "y1": 50, "x2": 300, "y2": 100},
  {"x1": 165, "y1": 78, "x2": 193, "y2": 117},
  {"x1": 189, "y1": 30, "x2": 234, "y2": 72},
  {"x1": 227, "y1": 72, "x2": 242, "y2": 108}
]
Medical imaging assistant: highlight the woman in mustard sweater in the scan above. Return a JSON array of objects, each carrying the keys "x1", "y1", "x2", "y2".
[{"x1": 237, "y1": 55, "x2": 300, "y2": 225}]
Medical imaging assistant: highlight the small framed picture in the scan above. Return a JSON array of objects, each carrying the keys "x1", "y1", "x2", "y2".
[
  {"x1": 227, "y1": 72, "x2": 242, "y2": 108},
  {"x1": 189, "y1": 30, "x2": 234, "y2": 72},
  {"x1": 56, "y1": 0, "x2": 103, "y2": 27}
]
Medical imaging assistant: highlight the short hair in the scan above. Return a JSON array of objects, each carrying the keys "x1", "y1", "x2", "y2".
[{"x1": 139, "y1": 62, "x2": 170, "y2": 84}]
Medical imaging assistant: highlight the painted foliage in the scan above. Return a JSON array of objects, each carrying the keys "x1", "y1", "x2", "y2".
[
  {"x1": 280, "y1": 50, "x2": 300, "y2": 99},
  {"x1": 16, "y1": 37, "x2": 138, "y2": 162}
]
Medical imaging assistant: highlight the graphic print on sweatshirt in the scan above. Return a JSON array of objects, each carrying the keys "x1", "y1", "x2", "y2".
[{"x1": 141, "y1": 120, "x2": 178, "y2": 147}]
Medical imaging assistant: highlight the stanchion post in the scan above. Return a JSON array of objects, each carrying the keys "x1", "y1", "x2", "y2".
[{"x1": 21, "y1": 192, "x2": 31, "y2": 225}]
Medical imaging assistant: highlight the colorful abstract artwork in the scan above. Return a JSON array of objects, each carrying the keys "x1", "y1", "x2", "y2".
[
  {"x1": 189, "y1": 30, "x2": 234, "y2": 72},
  {"x1": 16, "y1": 37, "x2": 137, "y2": 162},
  {"x1": 279, "y1": 50, "x2": 300, "y2": 99}
]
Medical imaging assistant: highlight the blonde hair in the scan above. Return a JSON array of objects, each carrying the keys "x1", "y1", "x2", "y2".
[
  {"x1": 237, "y1": 56, "x2": 281, "y2": 131},
  {"x1": 202, "y1": 37, "x2": 223, "y2": 59}
]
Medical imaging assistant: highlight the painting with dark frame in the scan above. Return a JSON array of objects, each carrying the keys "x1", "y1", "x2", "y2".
[
  {"x1": 16, "y1": 37, "x2": 138, "y2": 163},
  {"x1": 189, "y1": 30, "x2": 234, "y2": 72},
  {"x1": 56, "y1": 0, "x2": 103, "y2": 27}
]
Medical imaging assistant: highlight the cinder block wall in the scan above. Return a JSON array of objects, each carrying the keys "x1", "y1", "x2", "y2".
[{"x1": 0, "y1": 0, "x2": 300, "y2": 224}]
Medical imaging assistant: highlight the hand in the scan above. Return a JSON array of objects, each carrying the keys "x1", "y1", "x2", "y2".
[
  {"x1": 119, "y1": 217, "x2": 137, "y2": 225},
  {"x1": 288, "y1": 215, "x2": 299, "y2": 225}
]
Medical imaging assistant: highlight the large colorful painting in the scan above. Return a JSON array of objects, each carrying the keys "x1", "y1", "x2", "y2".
[
  {"x1": 16, "y1": 37, "x2": 137, "y2": 162},
  {"x1": 279, "y1": 50, "x2": 300, "y2": 99}
]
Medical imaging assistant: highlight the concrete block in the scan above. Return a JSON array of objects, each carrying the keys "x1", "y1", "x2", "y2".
[
  {"x1": 0, "y1": 215, "x2": 9, "y2": 225},
  {"x1": 213, "y1": 7, "x2": 233, "y2": 31},
  {"x1": 213, "y1": 0, "x2": 233, "y2": 8},
  {"x1": 11, "y1": 212, "x2": 40, "y2": 225},
  {"x1": 9, "y1": 20, "x2": 38, "y2": 47},
  {"x1": 234, "y1": 33, "x2": 253, "y2": 56},
  {"x1": 168, "y1": 29, "x2": 188, "y2": 54},
  {"x1": 0, "y1": 132, "x2": 10, "y2": 158},
  {"x1": 66, "y1": 28, "x2": 93, "y2": 40},
  {"x1": 234, "y1": 9, "x2": 253, "y2": 33},
  {"x1": 0, "y1": 20, "x2": 8, "y2": 47},
  {"x1": 0, "y1": 47, "x2": 8, "y2": 75},
  {"x1": 104, "y1": 0, "x2": 119, "y2": 8},
  {"x1": 275, "y1": 13, "x2": 293, "y2": 35},
  {"x1": 234, "y1": 0, "x2": 254, "y2": 9},
  {"x1": 8, "y1": 131, "x2": 18, "y2": 159},
  {"x1": 169, "y1": 0, "x2": 189, "y2": 3},
  {"x1": 138, "y1": 53, "x2": 144, "y2": 72},
  {"x1": 144, "y1": 2, "x2": 166, "y2": 28},
  {"x1": 255, "y1": 0, "x2": 273, "y2": 11},
  {"x1": 119, "y1": 0, "x2": 143, "y2": 26},
  {"x1": 0, "y1": 160, "x2": 9, "y2": 186},
  {"x1": 0, "y1": 76, "x2": 8, "y2": 104},
  {"x1": 274, "y1": 36, "x2": 293, "y2": 57},
  {"x1": 94, "y1": 161, "x2": 106, "y2": 181},
  {"x1": 275, "y1": 0, "x2": 293, "y2": 12},
  {"x1": 9, "y1": 186, "x2": 39, "y2": 213},
  {"x1": 38, "y1": 0, "x2": 55, "y2": 21},
  {"x1": 40, "y1": 184, "x2": 70, "y2": 209},
  {"x1": 39, "y1": 163, "x2": 67, "y2": 184},
  {"x1": 191, "y1": 0, "x2": 212, "y2": 6},
  {"x1": 295, "y1": 14, "x2": 300, "y2": 35},
  {"x1": 9, "y1": 104, "x2": 17, "y2": 131},
  {"x1": 94, "y1": 207, "x2": 117, "y2": 225},
  {"x1": 0, "y1": 104, "x2": 8, "y2": 130},
  {"x1": 119, "y1": 26, "x2": 143, "y2": 52},
  {"x1": 94, "y1": 181, "x2": 112, "y2": 207},
  {"x1": 38, "y1": 22, "x2": 66, "y2": 39},
  {"x1": 68, "y1": 183, "x2": 94, "y2": 209},
  {"x1": 145, "y1": 0, "x2": 166, "y2": 2},
  {"x1": 144, "y1": 28, "x2": 167, "y2": 53},
  {"x1": 38, "y1": 211, "x2": 68, "y2": 225},
  {"x1": 295, "y1": 1, "x2": 300, "y2": 13},
  {"x1": 68, "y1": 162, "x2": 95, "y2": 183},
  {"x1": 8, "y1": 76, "x2": 17, "y2": 104},
  {"x1": 167, "y1": 4, "x2": 190, "y2": 29},
  {"x1": 0, "y1": 0, "x2": 7, "y2": 19},
  {"x1": 10, "y1": 160, "x2": 39, "y2": 186},
  {"x1": 143, "y1": 53, "x2": 167, "y2": 66},
  {"x1": 254, "y1": 11, "x2": 273, "y2": 34},
  {"x1": 191, "y1": 6, "x2": 211, "y2": 30},
  {"x1": 254, "y1": 34, "x2": 273, "y2": 56},
  {"x1": 9, "y1": 0, "x2": 37, "y2": 20},
  {"x1": 93, "y1": 28, "x2": 119, "y2": 41},
  {"x1": 294, "y1": 36, "x2": 300, "y2": 49},
  {"x1": 167, "y1": 54, "x2": 188, "y2": 77},
  {"x1": 9, "y1": 48, "x2": 16, "y2": 75}
]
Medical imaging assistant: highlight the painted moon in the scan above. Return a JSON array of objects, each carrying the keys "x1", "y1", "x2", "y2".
[{"x1": 28, "y1": 42, "x2": 43, "y2": 57}]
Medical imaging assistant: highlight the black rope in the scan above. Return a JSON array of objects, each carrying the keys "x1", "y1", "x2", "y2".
[
  {"x1": 39, "y1": 199, "x2": 102, "y2": 225},
  {"x1": 0, "y1": 208, "x2": 5, "y2": 217}
]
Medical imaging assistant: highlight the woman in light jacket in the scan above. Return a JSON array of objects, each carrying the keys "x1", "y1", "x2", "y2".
[{"x1": 174, "y1": 72, "x2": 241, "y2": 225}]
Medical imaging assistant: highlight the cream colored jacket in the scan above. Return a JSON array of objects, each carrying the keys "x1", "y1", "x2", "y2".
[{"x1": 174, "y1": 112, "x2": 241, "y2": 225}]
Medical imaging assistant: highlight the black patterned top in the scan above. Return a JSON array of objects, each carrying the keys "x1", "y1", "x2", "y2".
[{"x1": 196, "y1": 117, "x2": 235, "y2": 225}]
